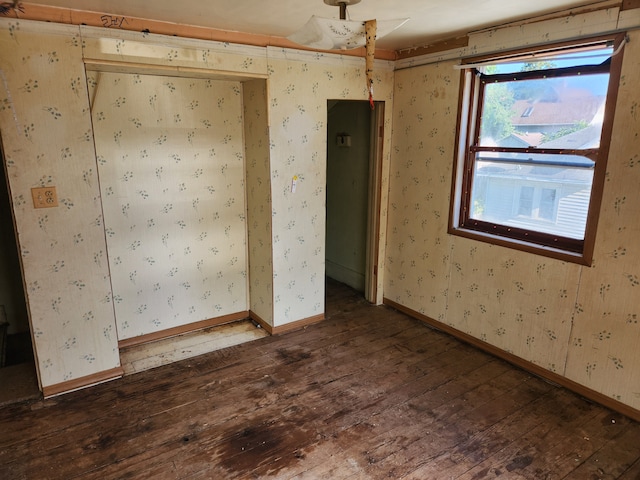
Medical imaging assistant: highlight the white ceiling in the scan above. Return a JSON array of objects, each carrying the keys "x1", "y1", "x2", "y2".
[{"x1": 28, "y1": 0, "x2": 611, "y2": 50}]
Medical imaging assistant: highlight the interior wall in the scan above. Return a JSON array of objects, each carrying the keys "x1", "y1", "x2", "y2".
[
  {"x1": 386, "y1": 25, "x2": 640, "y2": 412},
  {"x1": 0, "y1": 21, "x2": 121, "y2": 388},
  {"x1": 243, "y1": 79, "x2": 273, "y2": 325},
  {"x1": 265, "y1": 48, "x2": 395, "y2": 325},
  {"x1": 89, "y1": 71, "x2": 248, "y2": 340},
  {"x1": 325, "y1": 101, "x2": 371, "y2": 292},
  {"x1": 0, "y1": 18, "x2": 395, "y2": 390},
  {"x1": 0, "y1": 19, "x2": 274, "y2": 392}
]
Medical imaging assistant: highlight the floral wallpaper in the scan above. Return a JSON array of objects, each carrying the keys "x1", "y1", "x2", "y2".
[
  {"x1": 386, "y1": 30, "x2": 640, "y2": 411},
  {"x1": 243, "y1": 79, "x2": 273, "y2": 325},
  {"x1": 88, "y1": 71, "x2": 248, "y2": 340},
  {"x1": 386, "y1": 62, "x2": 458, "y2": 323},
  {"x1": 0, "y1": 18, "x2": 396, "y2": 391},
  {"x1": 5, "y1": 8, "x2": 634, "y2": 413},
  {"x1": 265, "y1": 48, "x2": 395, "y2": 324},
  {"x1": 0, "y1": 20, "x2": 119, "y2": 388},
  {"x1": 564, "y1": 31, "x2": 640, "y2": 406}
]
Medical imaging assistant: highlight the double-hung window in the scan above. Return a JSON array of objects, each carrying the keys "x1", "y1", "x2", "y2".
[{"x1": 449, "y1": 34, "x2": 625, "y2": 264}]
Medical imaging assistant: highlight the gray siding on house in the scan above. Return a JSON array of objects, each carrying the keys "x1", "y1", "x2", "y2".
[{"x1": 473, "y1": 174, "x2": 591, "y2": 239}]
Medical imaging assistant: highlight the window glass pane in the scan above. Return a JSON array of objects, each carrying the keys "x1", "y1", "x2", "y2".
[
  {"x1": 539, "y1": 188, "x2": 557, "y2": 220},
  {"x1": 479, "y1": 73, "x2": 609, "y2": 148},
  {"x1": 470, "y1": 153, "x2": 594, "y2": 239},
  {"x1": 518, "y1": 186, "x2": 534, "y2": 216}
]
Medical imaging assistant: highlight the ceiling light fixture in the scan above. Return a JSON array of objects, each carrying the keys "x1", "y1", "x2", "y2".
[
  {"x1": 287, "y1": 0, "x2": 408, "y2": 108},
  {"x1": 287, "y1": 0, "x2": 409, "y2": 51}
]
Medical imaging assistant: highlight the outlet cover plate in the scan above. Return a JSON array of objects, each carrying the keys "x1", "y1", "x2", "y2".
[{"x1": 31, "y1": 186, "x2": 58, "y2": 208}]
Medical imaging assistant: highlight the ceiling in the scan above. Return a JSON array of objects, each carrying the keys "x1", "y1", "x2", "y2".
[{"x1": 26, "y1": 0, "x2": 612, "y2": 51}]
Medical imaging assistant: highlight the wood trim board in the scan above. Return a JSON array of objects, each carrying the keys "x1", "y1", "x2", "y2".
[
  {"x1": 118, "y1": 311, "x2": 250, "y2": 349},
  {"x1": 42, "y1": 366, "x2": 124, "y2": 398}
]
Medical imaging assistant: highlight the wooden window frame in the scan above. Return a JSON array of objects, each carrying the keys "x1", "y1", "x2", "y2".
[{"x1": 449, "y1": 33, "x2": 626, "y2": 265}]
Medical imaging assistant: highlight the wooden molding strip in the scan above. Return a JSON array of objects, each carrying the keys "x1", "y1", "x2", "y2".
[
  {"x1": 396, "y1": 1, "x2": 625, "y2": 60},
  {"x1": 396, "y1": 36, "x2": 469, "y2": 60},
  {"x1": 84, "y1": 58, "x2": 269, "y2": 81},
  {"x1": 118, "y1": 311, "x2": 249, "y2": 349},
  {"x1": 249, "y1": 311, "x2": 325, "y2": 335},
  {"x1": 271, "y1": 313, "x2": 325, "y2": 335},
  {"x1": 42, "y1": 366, "x2": 124, "y2": 398},
  {"x1": 383, "y1": 298, "x2": 640, "y2": 423},
  {"x1": 15, "y1": 3, "x2": 396, "y2": 61}
]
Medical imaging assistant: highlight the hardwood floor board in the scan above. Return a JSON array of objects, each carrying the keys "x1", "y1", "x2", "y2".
[
  {"x1": 265, "y1": 352, "x2": 503, "y2": 479},
  {"x1": 402, "y1": 386, "x2": 576, "y2": 478},
  {"x1": 345, "y1": 367, "x2": 550, "y2": 478},
  {"x1": 561, "y1": 420, "x2": 640, "y2": 479},
  {"x1": 0, "y1": 280, "x2": 638, "y2": 480},
  {"x1": 618, "y1": 458, "x2": 640, "y2": 479},
  {"x1": 517, "y1": 409, "x2": 635, "y2": 478},
  {"x1": 56, "y1": 315, "x2": 454, "y2": 479},
  {"x1": 452, "y1": 400, "x2": 616, "y2": 479},
  {"x1": 17, "y1": 314, "x2": 442, "y2": 465},
  {"x1": 101, "y1": 327, "x2": 484, "y2": 479},
  {"x1": 117, "y1": 332, "x2": 469, "y2": 478},
  {"x1": 0, "y1": 340, "x2": 278, "y2": 450}
]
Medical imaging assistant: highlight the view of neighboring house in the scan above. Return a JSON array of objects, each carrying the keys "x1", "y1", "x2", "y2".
[{"x1": 472, "y1": 84, "x2": 606, "y2": 239}]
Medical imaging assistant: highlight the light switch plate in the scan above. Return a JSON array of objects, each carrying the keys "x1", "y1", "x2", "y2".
[{"x1": 31, "y1": 186, "x2": 58, "y2": 208}]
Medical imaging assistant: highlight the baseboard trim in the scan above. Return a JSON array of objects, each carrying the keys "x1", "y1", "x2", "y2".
[
  {"x1": 249, "y1": 311, "x2": 325, "y2": 335},
  {"x1": 118, "y1": 311, "x2": 250, "y2": 349},
  {"x1": 383, "y1": 297, "x2": 640, "y2": 423},
  {"x1": 42, "y1": 366, "x2": 124, "y2": 398}
]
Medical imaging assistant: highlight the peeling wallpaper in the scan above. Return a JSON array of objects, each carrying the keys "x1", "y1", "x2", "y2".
[{"x1": 386, "y1": 32, "x2": 640, "y2": 410}]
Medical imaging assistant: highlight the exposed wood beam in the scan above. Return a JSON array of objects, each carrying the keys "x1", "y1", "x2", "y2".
[{"x1": 396, "y1": 36, "x2": 469, "y2": 60}]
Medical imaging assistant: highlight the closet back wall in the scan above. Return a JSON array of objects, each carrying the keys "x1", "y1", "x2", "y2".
[{"x1": 89, "y1": 71, "x2": 248, "y2": 341}]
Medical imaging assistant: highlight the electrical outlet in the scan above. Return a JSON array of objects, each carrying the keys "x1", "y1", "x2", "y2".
[{"x1": 31, "y1": 186, "x2": 58, "y2": 208}]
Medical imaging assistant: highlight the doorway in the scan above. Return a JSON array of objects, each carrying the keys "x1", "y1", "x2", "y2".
[
  {"x1": 326, "y1": 100, "x2": 384, "y2": 303},
  {"x1": 0, "y1": 145, "x2": 40, "y2": 405}
]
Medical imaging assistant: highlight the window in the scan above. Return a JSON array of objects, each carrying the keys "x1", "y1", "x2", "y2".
[{"x1": 450, "y1": 34, "x2": 626, "y2": 264}]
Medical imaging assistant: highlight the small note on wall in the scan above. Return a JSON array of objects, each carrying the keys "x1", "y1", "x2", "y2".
[{"x1": 31, "y1": 186, "x2": 58, "y2": 208}]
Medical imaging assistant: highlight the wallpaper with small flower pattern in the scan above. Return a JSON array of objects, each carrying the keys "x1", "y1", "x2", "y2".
[
  {"x1": 0, "y1": 21, "x2": 120, "y2": 387},
  {"x1": 265, "y1": 48, "x2": 395, "y2": 324},
  {"x1": 89, "y1": 71, "x2": 248, "y2": 340},
  {"x1": 0, "y1": 19, "x2": 396, "y2": 390},
  {"x1": 386, "y1": 30, "x2": 640, "y2": 411},
  {"x1": 3, "y1": 13, "x2": 636, "y2": 413},
  {"x1": 243, "y1": 79, "x2": 273, "y2": 324}
]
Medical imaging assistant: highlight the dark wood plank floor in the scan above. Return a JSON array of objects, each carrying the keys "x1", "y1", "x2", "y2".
[{"x1": 1, "y1": 279, "x2": 639, "y2": 479}]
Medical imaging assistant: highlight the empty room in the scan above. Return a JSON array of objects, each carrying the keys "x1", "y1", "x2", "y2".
[{"x1": 0, "y1": 0, "x2": 639, "y2": 478}]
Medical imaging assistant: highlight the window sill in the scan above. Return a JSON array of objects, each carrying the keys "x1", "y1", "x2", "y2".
[{"x1": 448, "y1": 226, "x2": 592, "y2": 266}]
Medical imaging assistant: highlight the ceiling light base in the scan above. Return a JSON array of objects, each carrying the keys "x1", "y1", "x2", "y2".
[
  {"x1": 324, "y1": 0, "x2": 361, "y2": 19},
  {"x1": 323, "y1": 0, "x2": 361, "y2": 5}
]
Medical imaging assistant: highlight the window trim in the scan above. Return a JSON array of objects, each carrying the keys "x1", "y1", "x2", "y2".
[{"x1": 449, "y1": 33, "x2": 626, "y2": 265}]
